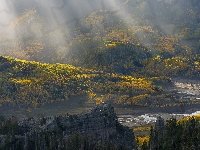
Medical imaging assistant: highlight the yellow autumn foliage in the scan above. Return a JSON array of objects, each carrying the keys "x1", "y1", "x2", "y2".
[
  {"x1": 135, "y1": 136, "x2": 150, "y2": 146},
  {"x1": 133, "y1": 126, "x2": 151, "y2": 132},
  {"x1": 177, "y1": 114, "x2": 200, "y2": 124},
  {"x1": 10, "y1": 78, "x2": 32, "y2": 84}
]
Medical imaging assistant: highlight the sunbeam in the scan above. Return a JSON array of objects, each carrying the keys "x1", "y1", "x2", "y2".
[{"x1": 0, "y1": 0, "x2": 200, "y2": 63}]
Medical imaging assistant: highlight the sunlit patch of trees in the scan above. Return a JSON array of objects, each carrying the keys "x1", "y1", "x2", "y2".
[
  {"x1": 140, "y1": 54, "x2": 200, "y2": 78},
  {"x1": 135, "y1": 136, "x2": 150, "y2": 148},
  {"x1": 126, "y1": 94, "x2": 150, "y2": 106},
  {"x1": 177, "y1": 114, "x2": 200, "y2": 123},
  {"x1": 0, "y1": 56, "x2": 164, "y2": 107}
]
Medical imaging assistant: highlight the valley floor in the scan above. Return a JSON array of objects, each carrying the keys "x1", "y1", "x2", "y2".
[{"x1": 0, "y1": 78, "x2": 200, "y2": 127}]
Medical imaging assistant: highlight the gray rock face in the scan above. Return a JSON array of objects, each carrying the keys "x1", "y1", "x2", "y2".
[
  {"x1": 54, "y1": 104, "x2": 117, "y2": 133},
  {"x1": 49, "y1": 103, "x2": 135, "y2": 148},
  {"x1": 0, "y1": 103, "x2": 136, "y2": 149}
]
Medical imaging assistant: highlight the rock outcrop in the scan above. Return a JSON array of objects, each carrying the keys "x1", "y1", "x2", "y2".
[{"x1": 0, "y1": 103, "x2": 136, "y2": 149}]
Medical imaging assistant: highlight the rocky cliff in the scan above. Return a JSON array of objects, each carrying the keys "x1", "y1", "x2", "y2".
[{"x1": 0, "y1": 103, "x2": 136, "y2": 149}]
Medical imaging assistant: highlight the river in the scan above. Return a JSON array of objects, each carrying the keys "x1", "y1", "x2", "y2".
[{"x1": 117, "y1": 78, "x2": 200, "y2": 127}]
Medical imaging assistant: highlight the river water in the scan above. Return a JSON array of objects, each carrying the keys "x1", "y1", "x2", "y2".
[{"x1": 117, "y1": 78, "x2": 200, "y2": 127}]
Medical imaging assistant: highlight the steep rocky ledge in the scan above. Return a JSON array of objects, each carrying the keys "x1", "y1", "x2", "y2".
[{"x1": 0, "y1": 103, "x2": 136, "y2": 149}]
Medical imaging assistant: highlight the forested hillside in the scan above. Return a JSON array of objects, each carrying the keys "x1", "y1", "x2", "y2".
[
  {"x1": 1, "y1": 0, "x2": 200, "y2": 109},
  {"x1": 0, "y1": 56, "x2": 173, "y2": 108}
]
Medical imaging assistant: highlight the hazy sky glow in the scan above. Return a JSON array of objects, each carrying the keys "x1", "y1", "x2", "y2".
[
  {"x1": 0, "y1": 0, "x2": 129, "y2": 39},
  {"x1": 0, "y1": 0, "x2": 15, "y2": 38},
  {"x1": 0, "y1": 0, "x2": 135, "y2": 50},
  {"x1": 0, "y1": 0, "x2": 199, "y2": 36}
]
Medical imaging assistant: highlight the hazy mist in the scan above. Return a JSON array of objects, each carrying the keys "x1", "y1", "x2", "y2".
[{"x1": 0, "y1": 0, "x2": 200, "y2": 63}]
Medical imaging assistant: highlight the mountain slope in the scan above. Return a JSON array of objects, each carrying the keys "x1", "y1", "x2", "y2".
[{"x1": 0, "y1": 56, "x2": 165, "y2": 107}]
